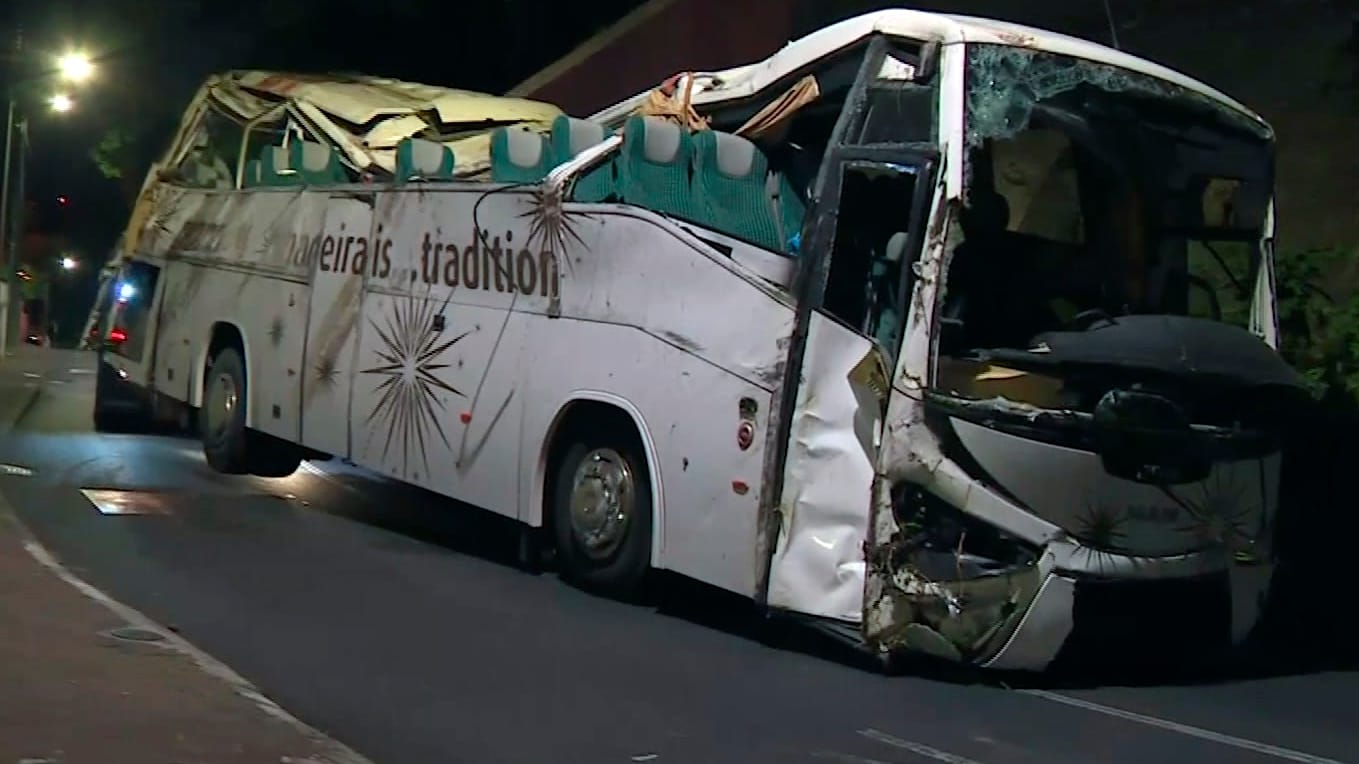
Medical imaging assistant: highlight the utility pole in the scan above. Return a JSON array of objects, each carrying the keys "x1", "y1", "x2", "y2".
[{"x1": 0, "y1": 26, "x2": 22, "y2": 359}]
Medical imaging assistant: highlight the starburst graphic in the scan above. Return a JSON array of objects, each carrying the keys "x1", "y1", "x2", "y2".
[
  {"x1": 518, "y1": 183, "x2": 589, "y2": 313},
  {"x1": 268, "y1": 316, "x2": 285, "y2": 348},
  {"x1": 313, "y1": 353, "x2": 340, "y2": 390},
  {"x1": 1075, "y1": 500, "x2": 1129, "y2": 552},
  {"x1": 360, "y1": 293, "x2": 472, "y2": 477},
  {"x1": 1165, "y1": 471, "x2": 1256, "y2": 553},
  {"x1": 521, "y1": 183, "x2": 590, "y2": 258}
]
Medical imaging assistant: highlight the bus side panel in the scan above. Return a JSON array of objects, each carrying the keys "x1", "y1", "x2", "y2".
[
  {"x1": 154, "y1": 259, "x2": 206, "y2": 402},
  {"x1": 349, "y1": 287, "x2": 528, "y2": 512},
  {"x1": 144, "y1": 187, "x2": 316, "y2": 437},
  {"x1": 517, "y1": 209, "x2": 794, "y2": 598},
  {"x1": 344, "y1": 188, "x2": 534, "y2": 515},
  {"x1": 522, "y1": 318, "x2": 772, "y2": 596},
  {"x1": 299, "y1": 192, "x2": 376, "y2": 460}
]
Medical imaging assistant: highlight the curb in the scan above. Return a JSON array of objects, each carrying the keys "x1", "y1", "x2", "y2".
[{"x1": 0, "y1": 487, "x2": 374, "y2": 764}]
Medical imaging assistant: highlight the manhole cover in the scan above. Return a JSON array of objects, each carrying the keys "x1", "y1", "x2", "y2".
[
  {"x1": 104, "y1": 626, "x2": 166, "y2": 643},
  {"x1": 81, "y1": 489, "x2": 175, "y2": 516},
  {"x1": 0, "y1": 463, "x2": 34, "y2": 477}
]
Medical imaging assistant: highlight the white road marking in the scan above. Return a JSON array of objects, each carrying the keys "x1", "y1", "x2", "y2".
[
  {"x1": 812, "y1": 751, "x2": 892, "y2": 764},
  {"x1": 1021, "y1": 690, "x2": 1348, "y2": 764},
  {"x1": 859, "y1": 729, "x2": 989, "y2": 764}
]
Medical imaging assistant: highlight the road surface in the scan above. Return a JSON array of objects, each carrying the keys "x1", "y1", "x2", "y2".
[{"x1": 0, "y1": 351, "x2": 1354, "y2": 764}]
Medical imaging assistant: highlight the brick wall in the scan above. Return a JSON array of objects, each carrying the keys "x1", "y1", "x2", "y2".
[{"x1": 512, "y1": 0, "x2": 791, "y2": 117}]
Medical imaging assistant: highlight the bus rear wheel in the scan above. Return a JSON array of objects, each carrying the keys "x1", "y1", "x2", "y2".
[
  {"x1": 550, "y1": 422, "x2": 652, "y2": 600},
  {"x1": 200, "y1": 347, "x2": 300, "y2": 477}
]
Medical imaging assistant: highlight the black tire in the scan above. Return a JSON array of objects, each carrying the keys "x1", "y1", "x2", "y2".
[
  {"x1": 199, "y1": 346, "x2": 302, "y2": 477},
  {"x1": 550, "y1": 421, "x2": 653, "y2": 599},
  {"x1": 201, "y1": 347, "x2": 251, "y2": 474}
]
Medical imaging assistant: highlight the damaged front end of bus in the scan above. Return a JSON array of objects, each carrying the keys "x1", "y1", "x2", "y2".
[{"x1": 862, "y1": 43, "x2": 1310, "y2": 670}]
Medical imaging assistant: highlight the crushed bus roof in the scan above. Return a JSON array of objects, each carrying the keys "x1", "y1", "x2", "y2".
[
  {"x1": 200, "y1": 70, "x2": 563, "y2": 177},
  {"x1": 589, "y1": 8, "x2": 1267, "y2": 130}
]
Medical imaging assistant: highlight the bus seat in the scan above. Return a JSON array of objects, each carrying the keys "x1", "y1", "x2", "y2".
[
  {"x1": 872, "y1": 231, "x2": 909, "y2": 351},
  {"x1": 260, "y1": 145, "x2": 299, "y2": 186},
  {"x1": 490, "y1": 126, "x2": 553, "y2": 184},
  {"x1": 770, "y1": 171, "x2": 807, "y2": 255},
  {"x1": 550, "y1": 116, "x2": 617, "y2": 203},
  {"x1": 618, "y1": 115, "x2": 699, "y2": 221},
  {"x1": 290, "y1": 141, "x2": 345, "y2": 185},
  {"x1": 242, "y1": 159, "x2": 263, "y2": 188},
  {"x1": 693, "y1": 130, "x2": 781, "y2": 251},
  {"x1": 395, "y1": 137, "x2": 456, "y2": 183}
]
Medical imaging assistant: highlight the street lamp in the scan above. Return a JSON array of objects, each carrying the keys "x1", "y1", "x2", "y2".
[
  {"x1": 1, "y1": 38, "x2": 96, "y2": 358},
  {"x1": 57, "y1": 52, "x2": 94, "y2": 83},
  {"x1": 60, "y1": 256, "x2": 77, "y2": 271}
]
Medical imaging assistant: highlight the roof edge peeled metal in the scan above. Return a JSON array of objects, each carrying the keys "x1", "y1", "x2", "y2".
[
  {"x1": 588, "y1": 8, "x2": 1270, "y2": 133},
  {"x1": 198, "y1": 70, "x2": 564, "y2": 176}
]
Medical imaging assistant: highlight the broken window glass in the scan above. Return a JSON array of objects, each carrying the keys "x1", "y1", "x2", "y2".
[
  {"x1": 937, "y1": 43, "x2": 1275, "y2": 360},
  {"x1": 174, "y1": 106, "x2": 247, "y2": 189},
  {"x1": 963, "y1": 44, "x2": 1269, "y2": 181}
]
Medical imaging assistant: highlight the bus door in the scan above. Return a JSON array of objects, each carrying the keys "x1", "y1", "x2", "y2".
[{"x1": 759, "y1": 35, "x2": 943, "y2": 623}]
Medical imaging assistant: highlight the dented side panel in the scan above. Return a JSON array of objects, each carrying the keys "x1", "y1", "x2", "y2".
[{"x1": 766, "y1": 314, "x2": 879, "y2": 621}]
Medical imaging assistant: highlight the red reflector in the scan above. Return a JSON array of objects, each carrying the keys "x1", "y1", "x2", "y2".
[{"x1": 108, "y1": 328, "x2": 128, "y2": 343}]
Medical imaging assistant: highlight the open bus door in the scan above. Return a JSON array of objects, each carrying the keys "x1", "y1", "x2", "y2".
[{"x1": 758, "y1": 35, "x2": 945, "y2": 628}]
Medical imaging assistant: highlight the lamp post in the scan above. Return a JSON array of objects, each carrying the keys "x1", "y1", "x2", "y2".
[{"x1": 0, "y1": 41, "x2": 94, "y2": 358}]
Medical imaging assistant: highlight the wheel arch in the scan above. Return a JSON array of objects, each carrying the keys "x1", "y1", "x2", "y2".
[
  {"x1": 193, "y1": 320, "x2": 255, "y2": 426},
  {"x1": 534, "y1": 391, "x2": 665, "y2": 566}
]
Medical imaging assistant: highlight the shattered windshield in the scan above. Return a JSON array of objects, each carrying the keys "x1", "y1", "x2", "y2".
[{"x1": 939, "y1": 44, "x2": 1275, "y2": 359}]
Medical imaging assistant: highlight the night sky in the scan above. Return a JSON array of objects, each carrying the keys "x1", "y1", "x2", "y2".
[{"x1": 2, "y1": 0, "x2": 644, "y2": 334}]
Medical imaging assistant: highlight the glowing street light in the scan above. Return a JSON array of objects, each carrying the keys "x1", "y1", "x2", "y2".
[
  {"x1": 60, "y1": 257, "x2": 78, "y2": 271},
  {"x1": 57, "y1": 51, "x2": 94, "y2": 83},
  {"x1": 1, "y1": 44, "x2": 97, "y2": 359}
]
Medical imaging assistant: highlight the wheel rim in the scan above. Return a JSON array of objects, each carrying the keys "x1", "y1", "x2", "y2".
[
  {"x1": 567, "y1": 448, "x2": 635, "y2": 561},
  {"x1": 204, "y1": 371, "x2": 238, "y2": 441}
]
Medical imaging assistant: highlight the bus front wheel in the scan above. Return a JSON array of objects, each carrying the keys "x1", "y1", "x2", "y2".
[
  {"x1": 550, "y1": 422, "x2": 653, "y2": 600},
  {"x1": 200, "y1": 347, "x2": 300, "y2": 477}
]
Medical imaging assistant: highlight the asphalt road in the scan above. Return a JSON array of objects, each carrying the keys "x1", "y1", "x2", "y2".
[{"x1": 1, "y1": 351, "x2": 1355, "y2": 764}]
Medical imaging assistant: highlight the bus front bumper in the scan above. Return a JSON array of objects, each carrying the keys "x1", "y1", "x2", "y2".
[{"x1": 979, "y1": 542, "x2": 1274, "y2": 671}]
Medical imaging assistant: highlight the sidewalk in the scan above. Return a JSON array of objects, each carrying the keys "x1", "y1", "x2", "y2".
[
  {"x1": 0, "y1": 344, "x2": 53, "y2": 430},
  {"x1": 0, "y1": 351, "x2": 368, "y2": 764}
]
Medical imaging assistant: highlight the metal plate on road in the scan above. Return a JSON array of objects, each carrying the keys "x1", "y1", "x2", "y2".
[
  {"x1": 81, "y1": 488, "x2": 176, "y2": 516},
  {"x1": 0, "y1": 463, "x2": 34, "y2": 476}
]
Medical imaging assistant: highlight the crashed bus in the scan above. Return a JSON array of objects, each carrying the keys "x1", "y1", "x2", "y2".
[{"x1": 93, "y1": 9, "x2": 1306, "y2": 670}]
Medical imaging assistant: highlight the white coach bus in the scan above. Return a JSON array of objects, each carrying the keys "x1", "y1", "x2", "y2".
[{"x1": 94, "y1": 10, "x2": 1307, "y2": 670}]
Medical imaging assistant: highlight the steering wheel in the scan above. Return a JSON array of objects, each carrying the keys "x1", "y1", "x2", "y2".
[
  {"x1": 1067, "y1": 308, "x2": 1115, "y2": 331},
  {"x1": 1186, "y1": 274, "x2": 1222, "y2": 322}
]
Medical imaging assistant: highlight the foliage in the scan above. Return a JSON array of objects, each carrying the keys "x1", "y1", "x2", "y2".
[
  {"x1": 1275, "y1": 245, "x2": 1359, "y2": 403},
  {"x1": 90, "y1": 129, "x2": 134, "y2": 181}
]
